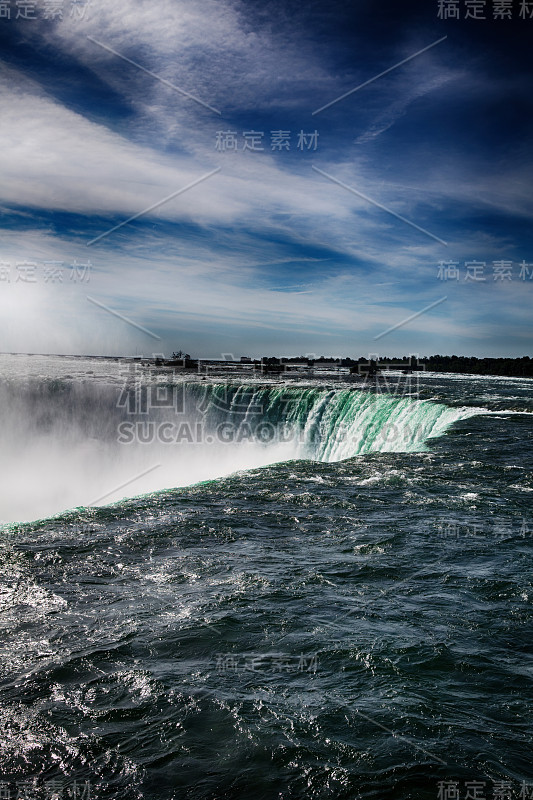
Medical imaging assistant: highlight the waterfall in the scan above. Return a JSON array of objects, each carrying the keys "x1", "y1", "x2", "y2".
[{"x1": 0, "y1": 378, "x2": 482, "y2": 524}]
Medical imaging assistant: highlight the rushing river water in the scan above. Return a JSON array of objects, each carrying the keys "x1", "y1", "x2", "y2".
[{"x1": 0, "y1": 354, "x2": 531, "y2": 799}]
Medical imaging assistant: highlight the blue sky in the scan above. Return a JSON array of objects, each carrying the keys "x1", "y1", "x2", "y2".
[{"x1": 0, "y1": 0, "x2": 532, "y2": 358}]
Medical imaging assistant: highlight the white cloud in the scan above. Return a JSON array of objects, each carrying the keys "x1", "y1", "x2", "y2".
[
  {"x1": 1, "y1": 2, "x2": 531, "y2": 357},
  {"x1": 0, "y1": 66, "x2": 359, "y2": 229}
]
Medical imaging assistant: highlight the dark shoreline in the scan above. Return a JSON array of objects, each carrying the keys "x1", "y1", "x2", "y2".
[{"x1": 1, "y1": 352, "x2": 532, "y2": 380}]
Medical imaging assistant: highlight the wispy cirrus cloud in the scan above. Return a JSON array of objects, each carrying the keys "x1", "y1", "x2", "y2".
[{"x1": 0, "y1": 0, "x2": 531, "y2": 357}]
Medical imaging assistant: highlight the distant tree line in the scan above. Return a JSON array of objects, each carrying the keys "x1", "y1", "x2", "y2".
[
  {"x1": 420, "y1": 355, "x2": 532, "y2": 378},
  {"x1": 166, "y1": 352, "x2": 532, "y2": 378},
  {"x1": 269, "y1": 355, "x2": 533, "y2": 378}
]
